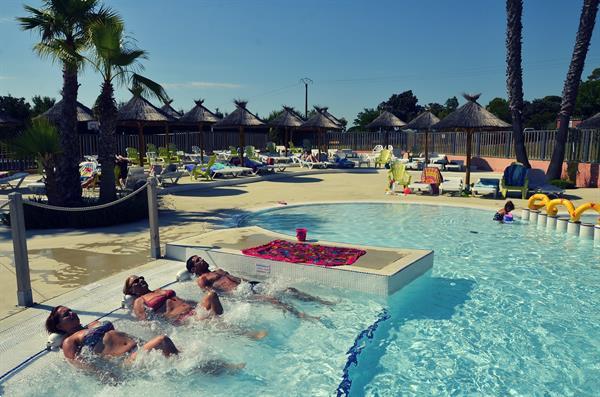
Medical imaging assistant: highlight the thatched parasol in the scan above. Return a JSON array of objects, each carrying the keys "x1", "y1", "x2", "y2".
[
  {"x1": 432, "y1": 93, "x2": 511, "y2": 189},
  {"x1": 367, "y1": 110, "x2": 406, "y2": 148},
  {"x1": 578, "y1": 112, "x2": 600, "y2": 129},
  {"x1": 301, "y1": 107, "x2": 342, "y2": 156},
  {"x1": 118, "y1": 89, "x2": 171, "y2": 165},
  {"x1": 43, "y1": 100, "x2": 95, "y2": 123},
  {"x1": 179, "y1": 99, "x2": 220, "y2": 162},
  {"x1": 403, "y1": 110, "x2": 440, "y2": 164},
  {"x1": 317, "y1": 106, "x2": 344, "y2": 128},
  {"x1": 160, "y1": 99, "x2": 182, "y2": 120},
  {"x1": 213, "y1": 100, "x2": 264, "y2": 164},
  {"x1": 267, "y1": 106, "x2": 304, "y2": 156}
]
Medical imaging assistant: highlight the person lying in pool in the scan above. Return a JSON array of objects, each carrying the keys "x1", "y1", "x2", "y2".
[
  {"x1": 123, "y1": 275, "x2": 223, "y2": 325},
  {"x1": 186, "y1": 255, "x2": 333, "y2": 318},
  {"x1": 46, "y1": 305, "x2": 178, "y2": 377}
]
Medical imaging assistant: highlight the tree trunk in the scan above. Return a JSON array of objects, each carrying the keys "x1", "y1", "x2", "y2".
[
  {"x1": 547, "y1": 0, "x2": 599, "y2": 180},
  {"x1": 42, "y1": 156, "x2": 60, "y2": 205},
  {"x1": 98, "y1": 80, "x2": 117, "y2": 203},
  {"x1": 506, "y1": 0, "x2": 531, "y2": 168},
  {"x1": 55, "y1": 62, "x2": 83, "y2": 205}
]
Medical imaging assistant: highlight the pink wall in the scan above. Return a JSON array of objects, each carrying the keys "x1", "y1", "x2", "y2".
[{"x1": 446, "y1": 155, "x2": 599, "y2": 188}]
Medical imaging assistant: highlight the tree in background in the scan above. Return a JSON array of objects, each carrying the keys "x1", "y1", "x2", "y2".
[
  {"x1": 18, "y1": 0, "x2": 120, "y2": 206},
  {"x1": 547, "y1": 0, "x2": 598, "y2": 180},
  {"x1": 575, "y1": 67, "x2": 600, "y2": 119},
  {"x1": 378, "y1": 90, "x2": 422, "y2": 121},
  {"x1": 523, "y1": 96, "x2": 562, "y2": 129},
  {"x1": 31, "y1": 95, "x2": 56, "y2": 118},
  {"x1": 486, "y1": 97, "x2": 511, "y2": 123},
  {"x1": 352, "y1": 108, "x2": 379, "y2": 130},
  {"x1": 506, "y1": 0, "x2": 530, "y2": 167},
  {"x1": 87, "y1": 18, "x2": 168, "y2": 202},
  {"x1": 0, "y1": 95, "x2": 32, "y2": 122}
]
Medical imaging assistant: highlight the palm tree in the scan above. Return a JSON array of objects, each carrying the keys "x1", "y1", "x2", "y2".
[
  {"x1": 547, "y1": 0, "x2": 599, "y2": 180},
  {"x1": 8, "y1": 118, "x2": 62, "y2": 204},
  {"x1": 506, "y1": 0, "x2": 531, "y2": 168},
  {"x1": 17, "y1": 0, "x2": 120, "y2": 206},
  {"x1": 86, "y1": 20, "x2": 169, "y2": 202}
]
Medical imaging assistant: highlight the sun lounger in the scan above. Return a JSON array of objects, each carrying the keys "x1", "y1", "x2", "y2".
[
  {"x1": 387, "y1": 161, "x2": 411, "y2": 193},
  {"x1": 191, "y1": 155, "x2": 217, "y2": 181},
  {"x1": 472, "y1": 178, "x2": 500, "y2": 198},
  {"x1": 527, "y1": 168, "x2": 565, "y2": 197},
  {"x1": 409, "y1": 167, "x2": 445, "y2": 194},
  {"x1": 0, "y1": 172, "x2": 29, "y2": 190},
  {"x1": 439, "y1": 176, "x2": 464, "y2": 195},
  {"x1": 123, "y1": 166, "x2": 146, "y2": 190},
  {"x1": 151, "y1": 163, "x2": 183, "y2": 186},
  {"x1": 501, "y1": 162, "x2": 529, "y2": 199}
]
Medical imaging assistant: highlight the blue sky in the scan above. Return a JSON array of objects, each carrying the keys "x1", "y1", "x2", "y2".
[{"x1": 0, "y1": 0, "x2": 598, "y2": 124}]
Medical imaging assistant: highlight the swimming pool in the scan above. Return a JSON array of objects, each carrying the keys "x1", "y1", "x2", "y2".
[{"x1": 3, "y1": 203, "x2": 598, "y2": 396}]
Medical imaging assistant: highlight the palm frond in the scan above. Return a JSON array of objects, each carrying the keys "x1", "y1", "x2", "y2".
[
  {"x1": 131, "y1": 73, "x2": 170, "y2": 103},
  {"x1": 8, "y1": 117, "x2": 62, "y2": 163}
]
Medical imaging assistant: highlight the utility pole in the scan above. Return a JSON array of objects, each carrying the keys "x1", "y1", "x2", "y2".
[{"x1": 299, "y1": 77, "x2": 313, "y2": 118}]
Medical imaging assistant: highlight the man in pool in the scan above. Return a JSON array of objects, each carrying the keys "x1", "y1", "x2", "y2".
[{"x1": 186, "y1": 255, "x2": 333, "y2": 318}]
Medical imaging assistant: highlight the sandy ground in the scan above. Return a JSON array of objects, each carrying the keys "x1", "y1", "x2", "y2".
[{"x1": 0, "y1": 169, "x2": 597, "y2": 320}]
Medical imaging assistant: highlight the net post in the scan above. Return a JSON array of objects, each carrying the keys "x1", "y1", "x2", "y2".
[
  {"x1": 147, "y1": 178, "x2": 160, "y2": 259},
  {"x1": 8, "y1": 192, "x2": 33, "y2": 306}
]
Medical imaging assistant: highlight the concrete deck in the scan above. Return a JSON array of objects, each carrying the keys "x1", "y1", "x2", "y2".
[
  {"x1": 166, "y1": 226, "x2": 433, "y2": 295},
  {"x1": 0, "y1": 168, "x2": 598, "y2": 319}
]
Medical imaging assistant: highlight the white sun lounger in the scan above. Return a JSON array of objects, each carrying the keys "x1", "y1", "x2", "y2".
[
  {"x1": 439, "y1": 177, "x2": 464, "y2": 195},
  {"x1": 212, "y1": 166, "x2": 253, "y2": 178},
  {"x1": 0, "y1": 172, "x2": 29, "y2": 190}
]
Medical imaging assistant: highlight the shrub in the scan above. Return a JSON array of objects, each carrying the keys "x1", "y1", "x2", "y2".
[
  {"x1": 1, "y1": 191, "x2": 150, "y2": 229},
  {"x1": 549, "y1": 179, "x2": 576, "y2": 189}
]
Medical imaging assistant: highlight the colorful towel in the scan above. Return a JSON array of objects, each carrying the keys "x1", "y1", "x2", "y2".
[{"x1": 241, "y1": 239, "x2": 366, "y2": 267}]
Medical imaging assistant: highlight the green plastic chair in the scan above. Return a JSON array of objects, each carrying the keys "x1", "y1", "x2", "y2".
[
  {"x1": 501, "y1": 162, "x2": 529, "y2": 199},
  {"x1": 192, "y1": 155, "x2": 216, "y2": 181},
  {"x1": 126, "y1": 147, "x2": 140, "y2": 165},
  {"x1": 374, "y1": 149, "x2": 391, "y2": 168},
  {"x1": 388, "y1": 161, "x2": 412, "y2": 191},
  {"x1": 158, "y1": 146, "x2": 171, "y2": 164},
  {"x1": 245, "y1": 145, "x2": 258, "y2": 159},
  {"x1": 288, "y1": 142, "x2": 302, "y2": 155},
  {"x1": 146, "y1": 143, "x2": 157, "y2": 153}
]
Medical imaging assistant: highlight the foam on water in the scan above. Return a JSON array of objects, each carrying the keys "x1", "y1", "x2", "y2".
[{"x1": 4, "y1": 203, "x2": 598, "y2": 396}]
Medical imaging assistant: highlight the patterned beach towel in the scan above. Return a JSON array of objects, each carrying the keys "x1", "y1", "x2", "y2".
[{"x1": 241, "y1": 239, "x2": 366, "y2": 267}]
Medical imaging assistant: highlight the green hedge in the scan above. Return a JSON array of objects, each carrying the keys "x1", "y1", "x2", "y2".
[{"x1": 1, "y1": 192, "x2": 149, "y2": 229}]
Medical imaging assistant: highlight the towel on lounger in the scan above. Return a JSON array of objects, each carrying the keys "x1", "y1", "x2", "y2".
[{"x1": 241, "y1": 239, "x2": 366, "y2": 266}]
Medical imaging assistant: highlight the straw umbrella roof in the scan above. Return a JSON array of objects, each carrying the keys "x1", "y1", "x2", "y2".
[
  {"x1": 403, "y1": 110, "x2": 440, "y2": 131},
  {"x1": 179, "y1": 99, "x2": 220, "y2": 124},
  {"x1": 0, "y1": 111, "x2": 20, "y2": 126},
  {"x1": 160, "y1": 99, "x2": 182, "y2": 119},
  {"x1": 118, "y1": 93, "x2": 172, "y2": 124},
  {"x1": 432, "y1": 94, "x2": 511, "y2": 130},
  {"x1": 578, "y1": 112, "x2": 600, "y2": 129},
  {"x1": 42, "y1": 100, "x2": 95, "y2": 123},
  {"x1": 367, "y1": 111, "x2": 406, "y2": 129},
  {"x1": 315, "y1": 106, "x2": 343, "y2": 127},
  {"x1": 301, "y1": 108, "x2": 343, "y2": 130},
  {"x1": 268, "y1": 106, "x2": 304, "y2": 128},
  {"x1": 213, "y1": 100, "x2": 264, "y2": 128}
]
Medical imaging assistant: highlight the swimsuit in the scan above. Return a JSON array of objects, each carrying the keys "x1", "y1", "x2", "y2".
[
  {"x1": 82, "y1": 321, "x2": 114, "y2": 349},
  {"x1": 143, "y1": 289, "x2": 176, "y2": 311},
  {"x1": 493, "y1": 212, "x2": 504, "y2": 221}
]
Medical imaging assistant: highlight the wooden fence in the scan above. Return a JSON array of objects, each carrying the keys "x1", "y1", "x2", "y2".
[{"x1": 1, "y1": 129, "x2": 598, "y2": 171}]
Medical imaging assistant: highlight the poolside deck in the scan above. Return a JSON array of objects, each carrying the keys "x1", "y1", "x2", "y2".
[{"x1": 165, "y1": 226, "x2": 434, "y2": 296}]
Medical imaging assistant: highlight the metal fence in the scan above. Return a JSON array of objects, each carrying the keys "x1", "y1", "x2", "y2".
[
  {"x1": 1, "y1": 128, "x2": 598, "y2": 171},
  {"x1": 326, "y1": 129, "x2": 600, "y2": 163}
]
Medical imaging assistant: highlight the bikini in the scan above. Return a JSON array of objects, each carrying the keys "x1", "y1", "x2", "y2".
[
  {"x1": 142, "y1": 289, "x2": 176, "y2": 311},
  {"x1": 82, "y1": 321, "x2": 114, "y2": 349}
]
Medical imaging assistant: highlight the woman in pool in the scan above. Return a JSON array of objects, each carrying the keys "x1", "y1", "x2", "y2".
[
  {"x1": 46, "y1": 305, "x2": 178, "y2": 375},
  {"x1": 493, "y1": 200, "x2": 515, "y2": 223},
  {"x1": 124, "y1": 275, "x2": 223, "y2": 324}
]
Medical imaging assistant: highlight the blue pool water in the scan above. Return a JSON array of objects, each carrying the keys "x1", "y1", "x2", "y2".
[{"x1": 4, "y1": 203, "x2": 598, "y2": 396}]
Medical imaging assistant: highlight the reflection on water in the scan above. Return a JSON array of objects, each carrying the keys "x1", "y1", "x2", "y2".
[{"x1": 29, "y1": 248, "x2": 149, "y2": 288}]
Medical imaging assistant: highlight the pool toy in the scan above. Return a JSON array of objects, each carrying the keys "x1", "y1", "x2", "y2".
[
  {"x1": 503, "y1": 213, "x2": 514, "y2": 223},
  {"x1": 527, "y1": 193, "x2": 599, "y2": 224}
]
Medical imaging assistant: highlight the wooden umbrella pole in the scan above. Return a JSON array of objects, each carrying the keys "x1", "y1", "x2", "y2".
[
  {"x1": 385, "y1": 129, "x2": 389, "y2": 149},
  {"x1": 284, "y1": 126, "x2": 289, "y2": 156},
  {"x1": 165, "y1": 123, "x2": 170, "y2": 148},
  {"x1": 465, "y1": 128, "x2": 472, "y2": 190},
  {"x1": 424, "y1": 130, "x2": 429, "y2": 165},
  {"x1": 239, "y1": 126, "x2": 245, "y2": 165},
  {"x1": 137, "y1": 121, "x2": 145, "y2": 166},
  {"x1": 198, "y1": 122, "x2": 205, "y2": 163}
]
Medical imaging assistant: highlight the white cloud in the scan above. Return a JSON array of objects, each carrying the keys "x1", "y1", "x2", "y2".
[
  {"x1": 0, "y1": 17, "x2": 14, "y2": 24},
  {"x1": 162, "y1": 81, "x2": 241, "y2": 89},
  {"x1": 0, "y1": 76, "x2": 13, "y2": 80}
]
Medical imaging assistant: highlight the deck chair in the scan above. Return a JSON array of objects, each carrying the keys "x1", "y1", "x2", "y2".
[
  {"x1": 157, "y1": 147, "x2": 171, "y2": 164},
  {"x1": 409, "y1": 167, "x2": 444, "y2": 194},
  {"x1": 473, "y1": 178, "x2": 500, "y2": 198},
  {"x1": 151, "y1": 163, "x2": 183, "y2": 186},
  {"x1": 527, "y1": 168, "x2": 565, "y2": 197},
  {"x1": 245, "y1": 146, "x2": 259, "y2": 160},
  {"x1": 374, "y1": 149, "x2": 392, "y2": 168},
  {"x1": 501, "y1": 162, "x2": 529, "y2": 199},
  {"x1": 440, "y1": 176, "x2": 464, "y2": 195},
  {"x1": 387, "y1": 161, "x2": 411, "y2": 193},
  {"x1": 0, "y1": 172, "x2": 29, "y2": 190},
  {"x1": 288, "y1": 142, "x2": 303, "y2": 155},
  {"x1": 191, "y1": 155, "x2": 217, "y2": 181},
  {"x1": 125, "y1": 147, "x2": 140, "y2": 165},
  {"x1": 123, "y1": 166, "x2": 146, "y2": 190}
]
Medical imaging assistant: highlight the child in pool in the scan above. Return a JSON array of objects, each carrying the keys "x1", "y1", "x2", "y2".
[{"x1": 493, "y1": 200, "x2": 515, "y2": 222}]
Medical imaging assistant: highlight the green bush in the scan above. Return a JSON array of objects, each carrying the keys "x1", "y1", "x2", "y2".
[
  {"x1": 1, "y1": 192, "x2": 149, "y2": 229},
  {"x1": 549, "y1": 179, "x2": 576, "y2": 189}
]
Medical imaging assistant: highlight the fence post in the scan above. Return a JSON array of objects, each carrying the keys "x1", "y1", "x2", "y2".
[
  {"x1": 8, "y1": 192, "x2": 33, "y2": 307},
  {"x1": 147, "y1": 177, "x2": 160, "y2": 259}
]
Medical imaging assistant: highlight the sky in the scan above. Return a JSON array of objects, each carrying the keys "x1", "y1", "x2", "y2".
[{"x1": 0, "y1": 0, "x2": 599, "y2": 125}]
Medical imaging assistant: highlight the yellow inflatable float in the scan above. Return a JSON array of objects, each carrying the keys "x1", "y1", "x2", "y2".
[{"x1": 527, "y1": 194, "x2": 599, "y2": 224}]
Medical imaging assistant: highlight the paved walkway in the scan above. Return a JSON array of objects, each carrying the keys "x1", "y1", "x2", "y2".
[{"x1": 0, "y1": 169, "x2": 597, "y2": 320}]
